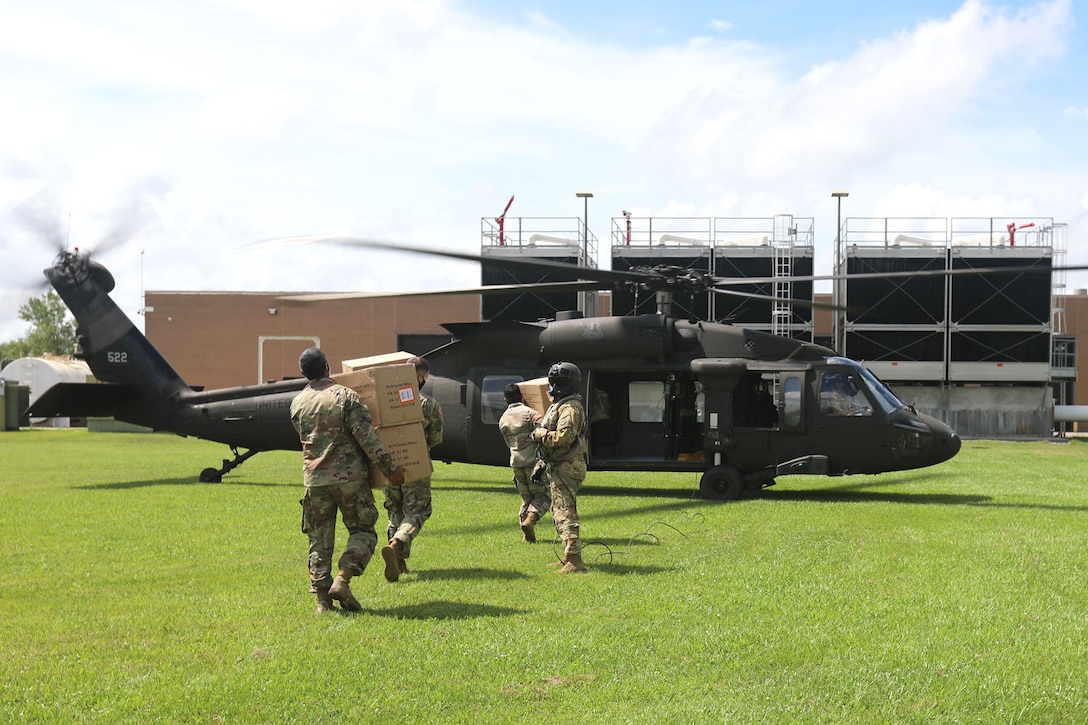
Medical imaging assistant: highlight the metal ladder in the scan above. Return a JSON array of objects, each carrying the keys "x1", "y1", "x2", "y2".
[{"x1": 771, "y1": 215, "x2": 794, "y2": 338}]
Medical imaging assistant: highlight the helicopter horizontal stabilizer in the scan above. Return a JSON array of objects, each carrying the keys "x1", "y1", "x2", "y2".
[{"x1": 26, "y1": 382, "x2": 136, "y2": 418}]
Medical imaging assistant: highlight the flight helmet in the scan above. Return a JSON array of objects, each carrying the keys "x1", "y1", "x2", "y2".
[{"x1": 547, "y1": 361, "x2": 581, "y2": 400}]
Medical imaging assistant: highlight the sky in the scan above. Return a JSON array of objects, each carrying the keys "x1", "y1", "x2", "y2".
[{"x1": 2, "y1": 0, "x2": 1087, "y2": 342}]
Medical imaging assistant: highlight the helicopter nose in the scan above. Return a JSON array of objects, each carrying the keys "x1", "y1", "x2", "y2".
[{"x1": 928, "y1": 417, "x2": 961, "y2": 464}]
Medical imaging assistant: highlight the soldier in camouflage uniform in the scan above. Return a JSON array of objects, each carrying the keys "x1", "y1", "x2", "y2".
[
  {"x1": 498, "y1": 382, "x2": 547, "y2": 542},
  {"x1": 290, "y1": 347, "x2": 407, "y2": 613},
  {"x1": 381, "y1": 355, "x2": 443, "y2": 582},
  {"x1": 530, "y1": 362, "x2": 588, "y2": 573}
]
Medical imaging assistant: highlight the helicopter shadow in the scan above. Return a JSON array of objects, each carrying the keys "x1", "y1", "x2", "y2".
[
  {"x1": 437, "y1": 478, "x2": 701, "y2": 502},
  {"x1": 584, "y1": 482, "x2": 700, "y2": 500},
  {"x1": 750, "y1": 484, "x2": 1088, "y2": 514},
  {"x1": 760, "y1": 487, "x2": 989, "y2": 506},
  {"x1": 757, "y1": 471, "x2": 985, "y2": 505}
]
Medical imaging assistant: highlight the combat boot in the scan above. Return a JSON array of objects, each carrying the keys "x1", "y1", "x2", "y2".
[
  {"x1": 381, "y1": 539, "x2": 404, "y2": 582},
  {"x1": 398, "y1": 557, "x2": 409, "y2": 575},
  {"x1": 329, "y1": 570, "x2": 362, "y2": 612},
  {"x1": 557, "y1": 552, "x2": 587, "y2": 574},
  {"x1": 315, "y1": 589, "x2": 336, "y2": 613},
  {"x1": 520, "y1": 511, "x2": 540, "y2": 543}
]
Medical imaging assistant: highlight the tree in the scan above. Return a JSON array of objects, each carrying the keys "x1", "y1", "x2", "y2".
[{"x1": 1, "y1": 291, "x2": 76, "y2": 365}]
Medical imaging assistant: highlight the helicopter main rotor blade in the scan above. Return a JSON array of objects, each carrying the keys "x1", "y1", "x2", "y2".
[
  {"x1": 259, "y1": 235, "x2": 1084, "y2": 315},
  {"x1": 279, "y1": 279, "x2": 603, "y2": 303},
  {"x1": 716, "y1": 260, "x2": 1088, "y2": 287},
  {"x1": 260, "y1": 235, "x2": 646, "y2": 286},
  {"x1": 708, "y1": 286, "x2": 846, "y2": 311}
]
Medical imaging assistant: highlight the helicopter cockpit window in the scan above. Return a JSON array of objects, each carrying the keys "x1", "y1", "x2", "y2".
[
  {"x1": 819, "y1": 372, "x2": 872, "y2": 417},
  {"x1": 629, "y1": 381, "x2": 665, "y2": 423},
  {"x1": 855, "y1": 365, "x2": 905, "y2": 415},
  {"x1": 481, "y1": 374, "x2": 524, "y2": 424}
]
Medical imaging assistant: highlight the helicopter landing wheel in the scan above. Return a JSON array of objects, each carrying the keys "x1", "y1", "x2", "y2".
[
  {"x1": 700, "y1": 465, "x2": 743, "y2": 501},
  {"x1": 199, "y1": 467, "x2": 222, "y2": 483}
]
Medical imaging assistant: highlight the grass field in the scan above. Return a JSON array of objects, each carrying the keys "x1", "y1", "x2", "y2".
[{"x1": 3, "y1": 429, "x2": 1088, "y2": 723}]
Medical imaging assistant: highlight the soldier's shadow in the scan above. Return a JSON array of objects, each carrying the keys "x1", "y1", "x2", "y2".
[
  {"x1": 406, "y1": 566, "x2": 530, "y2": 583},
  {"x1": 361, "y1": 599, "x2": 525, "y2": 620}
]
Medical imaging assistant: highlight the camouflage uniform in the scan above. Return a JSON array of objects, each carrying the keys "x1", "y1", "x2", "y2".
[
  {"x1": 534, "y1": 394, "x2": 587, "y2": 560},
  {"x1": 290, "y1": 378, "x2": 398, "y2": 594},
  {"x1": 383, "y1": 391, "x2": 443, "y2": 560},
  {"x1": 498, "y1": 400, "x2": 548, "y2": 525}
]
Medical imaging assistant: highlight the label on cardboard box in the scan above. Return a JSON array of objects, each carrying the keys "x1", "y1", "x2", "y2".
[
  {"x1": 332, "y1": 363, "x2": 422, "y2": 427},
  {"x1": 517, "y1": 377, "x2": 551, "y2": 417},
  {"x1": 368, "y1": 421, "x2": 433, "y2": 488}
]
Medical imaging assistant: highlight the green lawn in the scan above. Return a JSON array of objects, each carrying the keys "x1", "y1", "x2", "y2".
[{"x1": 2, "y1": 430, "x2": 1088, "y2": 723}]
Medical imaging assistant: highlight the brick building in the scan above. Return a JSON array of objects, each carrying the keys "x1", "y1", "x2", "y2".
[{"x1": 143, "y1": 291, "x2": 481, "y2": 390}]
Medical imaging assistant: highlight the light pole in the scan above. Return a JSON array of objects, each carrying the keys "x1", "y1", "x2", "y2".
[
  {"x1": 831, "y1": 190, "x2": 849, "y2": 353},
  {"x1": 576, "y1": 191, "x2": 593, "y2": 259},
  {"x1": 576, "y1": 191, "x2": 593, "y2": 315}
]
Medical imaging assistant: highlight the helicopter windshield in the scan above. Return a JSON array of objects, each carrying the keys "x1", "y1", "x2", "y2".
[{"x1": 829, "y1": 357, "x2": 905, "y2": 415}]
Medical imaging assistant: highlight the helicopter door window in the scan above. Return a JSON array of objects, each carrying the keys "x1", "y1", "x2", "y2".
[
  {"x1": 819, "y1": 372, "x2": 873, "y2": 417},
  {"x1": 628, "y1": 381, "x2": 665, "y2": 423},
  {"x1": 782, "y1": 376, "x2": 802, "y2": 427},
  {"x1": 481, "y1": 374, "x2": 524, "y2": 424}
]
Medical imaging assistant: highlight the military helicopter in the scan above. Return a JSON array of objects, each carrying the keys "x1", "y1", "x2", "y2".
[{"x1": 28, "y1": 238, "x2": 966, "y2": 499}]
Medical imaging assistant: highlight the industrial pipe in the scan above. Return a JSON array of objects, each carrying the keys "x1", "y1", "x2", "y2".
[{"x1": 1054, "y1": 405, "x2": 1088, "y2": 423}]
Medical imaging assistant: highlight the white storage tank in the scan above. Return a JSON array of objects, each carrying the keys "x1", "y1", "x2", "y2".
[{"x1": 0, "y1": 356, "x2": 94, "y2": 427}]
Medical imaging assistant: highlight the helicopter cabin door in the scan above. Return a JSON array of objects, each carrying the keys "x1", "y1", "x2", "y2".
[{"x1": 586, "y1": 370, "x2": 703, "y2": 470}]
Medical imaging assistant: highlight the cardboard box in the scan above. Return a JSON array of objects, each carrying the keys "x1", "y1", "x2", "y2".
[
  {"x1": 333, "y1": 363, "x2": 422, "y2": 427},
  {"x1": 341, "y1": 351, "x2": 416, "y2": 373},
  {"x1": 368, "y1": 420, "x2": 433, "y2": 487},
  {"x1": 518, "y1": 377, "x2": 551, "y2": 417}
]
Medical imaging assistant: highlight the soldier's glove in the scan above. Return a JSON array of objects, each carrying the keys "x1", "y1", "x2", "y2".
[{"x1": 530, "y1": 459, "x2": 548, "y2": 484}]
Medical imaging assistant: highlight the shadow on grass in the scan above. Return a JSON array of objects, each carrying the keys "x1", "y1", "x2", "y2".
[
  {"x1": 760, "y1": 488, "x2": 990, "y2": 505},
  {"x1": 731, "y1": 483, "x2": 1088, "y2": 512},
  {"x1": 438, "y1": 499, "x2": 711, "y2": 538},
  {"x1": 526, "y1": 538, "x2": 681, "y2": 575},
  {"x1": 584, "y1": 563, "x2": 673, "y2": 575},
  {"x1": 585, "y1": 483, "x2": 700, "y2": 499},
  {"x1": 74, "y1": 477, "x2": 293, "y2": 490},
  {"x1": 410, "y1": 566, "x2": 532, "y2": 583},
  {"x1": 438, "y1": 480, "x2": 700, "y2": 500},
  {"x1": 357, "y1": 599, "x2": 526, "y2": 620},
  {"x1": 742, "y1": 471, "x2": 992, "y2": 506},
  {"x1": 593, "y1": 533, "x2": 690, "y2": 548}
]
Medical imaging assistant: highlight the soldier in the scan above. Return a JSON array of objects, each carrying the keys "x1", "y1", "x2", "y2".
[
  {"x1": 498, "y1": 382, "x2": 547, "y2": 542},
  {"x1": 380, "y1": 355, "x2": 443, "y2": 582},
  {"x1": 289, "y1": 347, "x2": 407, "y2": 613},
  {"x1": 530, "y1": 361, "x2": 588, "y2": 573},
  {"x1": 819, "y1": 372, "x2": 869, "y2": 416}
]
